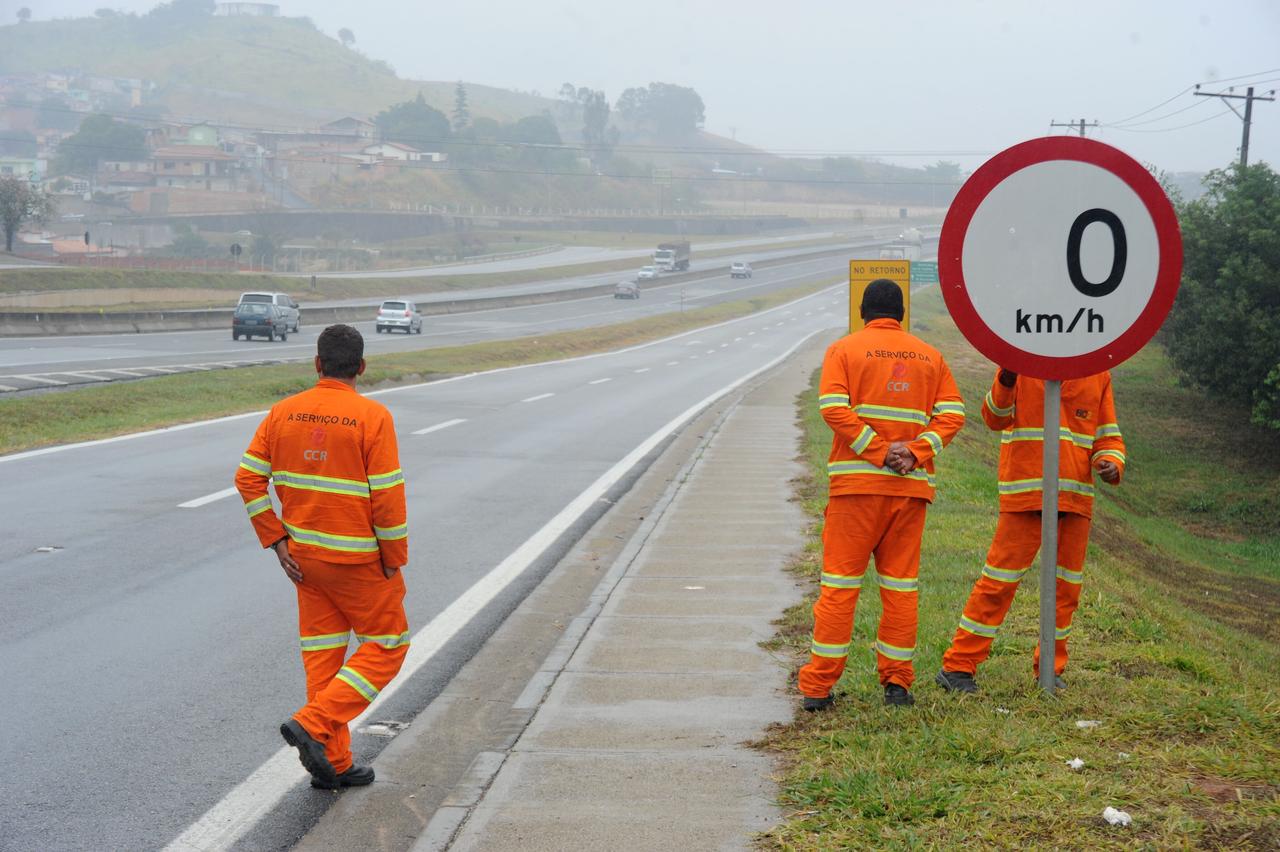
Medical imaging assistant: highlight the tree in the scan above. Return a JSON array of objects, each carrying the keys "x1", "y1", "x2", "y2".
[
  {"x1": 375, "y1": 92, "x2": 450, "y2": 147},
  {"x1": 452, "y1": 81, "x2": 470, "y2": 133},
  {"x1": 1164, "y1": 163, "x2": 1280, "y2": 430},
  {"x1": 0, "y1": 177, "x2": 56, "y2": 253},
  {"x1": 95, "y1": 8, "x2": 118, "y2": 17},
  {"x1": 38, "y1": 97, "x2": 80, "y2": 132},
  {"x1": 169, "y1": 223, "x2": 210, "y2": 258},
  {"x1": 338, "y1": 27, "x2": 355, "y2": 48},
  {"x1": 16, "y1": 7, "x2": 31, "y2": 23},
  {"x1": 52, "y1": 114, "x2": 148, "y2": 175}
]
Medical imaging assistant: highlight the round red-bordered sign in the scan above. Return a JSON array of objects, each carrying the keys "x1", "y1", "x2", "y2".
[{"x1": 939, "y1": 136, "x2": 1182, "y2": 380}]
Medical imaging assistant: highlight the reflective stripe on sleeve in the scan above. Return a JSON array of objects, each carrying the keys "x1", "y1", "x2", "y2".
[
  {"x1": 374, "y1": 523, "x2": 408, "y2": 541},
  {"x1": 958, "y1": 615, "x2": 1000, "y2": 638},
  {"x1": 299, "y1": 631, "x2": 349, "y2": 652},
  {"x1": 997, "y1": 478, "x2": 1094, "y2": 497},
  {"x1": 368, "y1": 469, "x2": 405, "y2": 491},
  {"x1": 1095, "y1": 423, "x2": 1123, "y2": 439},
  {"x1": 819, "y1": 393, "x2": 851, "y2": 410},
  {"x1": 1056, "y1": 566, "x2": 1084, "y2": 585},
  {"x1": 334, "y1": 666, "x2": 380, "y2": 702},
  {"x1": 933, "y1": 401, "x2": 966, "y2": 417},
  {"x1": 984, "y1": 391, "x2": 1014, "y2": 417},
  {"x1": 851, "y1": 425, "x2": 876, "y2": 454},
  {"x1": 355, "y1": 632, "x2": 411, "y2": 649},
  {"x1": 877, "y1": 575, "x2": 919, "y2": 593},
  {"x1": 272, "y1": 470, "x2": 370, "y2": 498},
  {"x1": 810, "y1": 638, "x2": 850, "y2": 659},
  {"x1": 982, "y1": 564, "x2": 1028, "y2": 583},
  {"x1": 854, "y1": 403, "x2": 929, "y2": 425},
  {"x1": 919, "y1": 430, "x2": 943, "y2": 456},
  {"x1": 239, "y1": 453, "x2": 271, "y2": 475},
  {"x1": 820, "y1": 572, "x2": 863, "y2": 589},
  {"x1": 828, "y1": 460, "x2": 936, "y2": 487},
  {"x1": 283, "y1": 523, "x2": 379, "y2": 554},
  {"x1": 874, "y1": 640, "x2": 915, "y2": 661},
  {"x1": 243, "y1": 495, "x2": 273, "y2": 518},
  {"x1": 1055, "y1": 625, "x2": 1073, "y2": 640},
  {"x1": 1092, "y1": 449, "x2": 1126, "y2": 465}
]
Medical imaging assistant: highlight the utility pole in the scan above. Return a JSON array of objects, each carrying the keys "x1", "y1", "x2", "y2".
[
  {"x1": 1194, "y1": 85, "x2": 1276, "y2": 168},
  {"x1": 1050, "y1": 118, "x2": 1099, "y2": 137}
]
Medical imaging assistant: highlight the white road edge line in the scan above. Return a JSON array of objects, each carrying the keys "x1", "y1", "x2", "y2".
[
  {"x1": 588, "y1": 377, "x2": 612, "y2": 385},
  {"x1": 1, "y1": 282, "x2": 842, "y2": 465},
  {"x1": 12, "y1": 374, "x2": 67, "y2": 386},
  {"x1": 520, "y1": 392, "x2": 554, "y2": 403},
  {"x1": 161, "y1": 325, "x2": 824, "y2": 852},
  {"x1": 178, "y1": 487, "x2": 239, "y2": 509},
  {"x1": 412, "y1": 418, "x2": 468, "y2": 436}
]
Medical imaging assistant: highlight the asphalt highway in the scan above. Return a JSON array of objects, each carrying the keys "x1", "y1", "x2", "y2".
[
  {"x1": 0, "y1": 285, "x2": 848, "y2": 851},
  {"x1": 0, "y1": 245, "x2": 868, "y2": 392}
]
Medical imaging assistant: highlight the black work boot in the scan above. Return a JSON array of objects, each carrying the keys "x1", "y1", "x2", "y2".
[
  {"x1": 802, "y1": 693, "x2": 835, "y2": 712},
  {"x1": 883, "y1": 684, "x2": 915, "y2": 706},
  {"x1": 935, "y1": 669, "x2": 979, "y2": 694},
  {"x1": 1054, "y1": 675, "x2": 1067, "y2": 690},
  {"x1": 280, "y1": 719, "x2": 337, "y2": 786},
  {"x1": 312, "y1": 764, "x2": 375, "y2": 790}
]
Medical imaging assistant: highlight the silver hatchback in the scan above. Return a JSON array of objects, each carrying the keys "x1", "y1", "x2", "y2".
[{"x1": 376, "y1": 299, "x2": 423, "y2": 334}]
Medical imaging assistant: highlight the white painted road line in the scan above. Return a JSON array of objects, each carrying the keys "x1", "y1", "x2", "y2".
[
  {"x1": 0, "y1": 383, "x2": 19, "y2": 392},
  {"x1": 412, "y1": 418, "x2": 468, "y2": 436},
  {"x1": 178, "y1": 487, "x2": 239, "y2": 509},
  {"x1": 521, "y1": 392, "x2": 555, "y2": 403},
  {"x1": 665, "y1": 361, "x2": 679, "y2": 366},
  {"x1": 12, "y1": 374, "x2": 67, "y2": 386},
  {"x1": 633, "y1": 368, "x2": 651, "y2": 374},
  {"x1": 734, "y1": 337, "x2": 743, "y2": 342},
  {"x1": 103, "y1": 369, "x2": 147, "y2": 377},
  {"x1": 163, "y1": 324, "x2": 825, "y2": 852},
  {"x1": 588, "y1": 377, "x2": 613, "y2": 385},
  {"x1": 58, "y1": 372, "x2": 111, "y2": 382}
]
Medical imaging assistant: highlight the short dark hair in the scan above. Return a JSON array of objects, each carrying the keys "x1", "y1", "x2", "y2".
[
  {"x1": 317, "y1": 324, "x2": 364, "y2": 378},
  {"x1": 860, "y1": 279, "x2": 905, "y2": 322}
]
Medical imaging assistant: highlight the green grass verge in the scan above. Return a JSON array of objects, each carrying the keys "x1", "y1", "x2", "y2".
[
  {"x1": 0, "y1": 279, "x2": 839, "y2": 456},
  {"x1": 762, "y1": 288, "x2": 1280, "y2": 849}
]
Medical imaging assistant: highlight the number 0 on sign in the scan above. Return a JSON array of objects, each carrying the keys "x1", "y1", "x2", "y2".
[{"x1": 939, "y1": 137, "x2": 1182, "y2": 380}]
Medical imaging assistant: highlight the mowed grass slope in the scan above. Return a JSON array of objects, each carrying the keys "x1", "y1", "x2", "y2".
[{"x1": 764, "y1": 288, "x2": 1280, "y2": 849}]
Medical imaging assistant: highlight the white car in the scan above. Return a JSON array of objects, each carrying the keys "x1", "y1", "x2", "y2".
[
  {"x1": 614, "y1": 281, "x2": 640, "y2": 299},
  {"x1": 238, "y1": 292, "x2": 300, "y2": 333},
  {"x1": 730, "y1": 261, "x2": 753, "y2": 279},
  {"x1": 637, "y1": 265, "x2": 659, "y2": 280},
  {"x1": 376, "y1": 299, "x2": 423, "y2": 334}
]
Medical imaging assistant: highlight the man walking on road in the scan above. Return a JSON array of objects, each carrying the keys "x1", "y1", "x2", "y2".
[
  {"x1": 936, "y1": 368, "x2": 1125, "y2": 694},
  {"x1": 235, "y1": 324, "x2": 410, "y2": 789},
  {"x1": 799, "y1": 280, "x2": 965, "y2": 709}
]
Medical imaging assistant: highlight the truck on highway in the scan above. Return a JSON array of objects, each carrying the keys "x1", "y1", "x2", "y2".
[
  {"x1": 653, "y1": 241, "x2": 691, "y2": 272},
  {"x1": 879, "y1": 243, "x2": 922, "y2": 262}
]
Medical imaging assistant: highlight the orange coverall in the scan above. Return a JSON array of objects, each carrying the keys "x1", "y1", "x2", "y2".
[
  {"x1": 798, "y1": 319, "x2": 965, "y2": 697},
  {"x1": 941, "y1": 371, "x2": 1126, "y2": 678},
  {"x1": 235, "y1": 378, "x2": 409, "y2": 773}
]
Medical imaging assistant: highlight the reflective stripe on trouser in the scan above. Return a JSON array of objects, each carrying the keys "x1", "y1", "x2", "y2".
[
  {"x1": 291, "y1": 558, "x2": 409, "y2": 774},
  {"x1": 798, "y1": 494, "x2": 927, "y2": 697},
  {"x1": 941, "y1": 511, "x2": 1090, "y2": 677}
]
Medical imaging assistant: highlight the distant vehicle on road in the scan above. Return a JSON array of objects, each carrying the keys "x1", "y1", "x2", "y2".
[
  {"x1": 730, "y1": 261, "x2": 753, "y2": 279},
  {"x1": 878, "y1": 244, "x2": 922, "y2": 262},
  {"x1": 653, "y1": 241, "x2": 691, "y2": 272},
  {"x1": 238, "y1": 292, "x2": 300, "y2": 332},
  {"x1": 233, "y1": 302, "x2": 289, "y2": 341},
  {"x1": 637, "y1": 265, "x2": 660, "y2": 280},
  {"x1": 614, "y1": 280, "x2": 640, "y2": 299},
  {"x1": 376, "y1": 299, "x2": 423, "y2": 334}
]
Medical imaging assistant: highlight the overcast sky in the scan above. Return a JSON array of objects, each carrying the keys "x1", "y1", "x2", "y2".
[{"x1": 8, "y1": 0, "x2": 1279, "y2": 172}]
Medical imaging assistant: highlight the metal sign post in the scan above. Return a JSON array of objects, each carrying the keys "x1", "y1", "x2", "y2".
[{"x1": 1039, "y1": 380, "x2": 1061, "y2": 694}]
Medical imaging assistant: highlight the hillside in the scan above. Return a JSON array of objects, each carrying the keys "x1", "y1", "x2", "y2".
[{"x1": 0, "y1": 12, "x2": 550, "y2": 127}]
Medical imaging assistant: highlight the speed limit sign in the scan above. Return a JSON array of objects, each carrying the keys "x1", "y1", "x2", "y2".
[{"x1": 939, "y1": 137, "x2": 1182, "y2": 380}]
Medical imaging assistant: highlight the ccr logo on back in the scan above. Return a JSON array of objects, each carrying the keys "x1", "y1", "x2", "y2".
[{"x1": 887, "y1": 362, "x2": 910, "y2": 392}]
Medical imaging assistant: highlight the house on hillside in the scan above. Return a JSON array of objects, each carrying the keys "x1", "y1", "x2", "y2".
[
  {"x1": 362, "y1": 141, "x2": 423, "y2": 162},
  {"x1": 151, "y1": 146, "x2": 238, "y2": 191},
  {"x1": 214, "y1": 2, "x2": 279, "y2": 16},
  {"x1": 0, "y1": 155, "x2": 43, "y2": 183},
  {"x1": 320, "y1": 117, "x2": 376, "y2": 141}
]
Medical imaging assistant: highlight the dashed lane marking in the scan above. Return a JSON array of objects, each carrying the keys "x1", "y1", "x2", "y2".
[
  {"x1": 588, "y1": 377, "x2": 613, "y2": 385},
  {"x1": 521, "y1": 392, "x2": 555, "y2": 403},
  {"x1": 12, "y1": 375, "x2": 67, "y2": 386},
  {"x1": 633, "y1": 368, "x2": 651, "y2": 373},
  {"x1": 665, "y1": 361, "x2": 679, "y2": 366},
  {"x1": 0, "y1": 383, "x2": 18, "y2": 392},
  {"x1": 178, "y1": 487, "x2": 239, "y2": 509},
  {"x1": 412, "y1": 418, "x2": 468, "y2": 436}
]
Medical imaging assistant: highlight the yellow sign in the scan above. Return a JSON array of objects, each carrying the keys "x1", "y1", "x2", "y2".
[{"x1": 849, "y1": 259, "x2": 911, "y2": 332}]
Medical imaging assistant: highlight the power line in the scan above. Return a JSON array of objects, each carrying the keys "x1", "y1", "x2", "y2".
[
  {"x1": 1049, "y1": 119, "x2": 1099, "y2": 137},
  {"x1": 1193, "y1": 84, "x2": 1276, "y2": 167},
  {"x1": 1106, "y1": 97, "x2": 1212, "y2": 128},
  {"x1": 1102, "y1": 67, "x2": 1280, "y2": 126},
  {"x1": 1103, "y1": 107, "x2": 1235, "y2": 134}
]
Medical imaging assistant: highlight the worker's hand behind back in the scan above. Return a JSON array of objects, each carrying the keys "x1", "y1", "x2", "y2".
[
  {"x1": 382, "y1": 564, "x2": 402, "y2": 580},
  {"x1": 272, "y1": 538, "x2": 303, "y2": 583}
]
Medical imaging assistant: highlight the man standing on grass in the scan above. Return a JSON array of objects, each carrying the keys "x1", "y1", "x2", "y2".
[
  {"x1": 798, "y1": 280, "x2": 965, "y2": 709},
  {"x1": 235, "y1": 324, "x2": 410, "y2": 790},
  {"x1": 936, "y1": 367, "x2": 1125, "y2": 694}
]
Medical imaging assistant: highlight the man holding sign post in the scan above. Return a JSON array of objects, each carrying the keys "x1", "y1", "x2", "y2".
[{"x1": 935, "y1": 136, "x2": 1181, "y2": 694}]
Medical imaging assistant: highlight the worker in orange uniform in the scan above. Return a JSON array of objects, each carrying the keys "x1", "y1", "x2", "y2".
[
  {"x1": 235, "y1": 324, "x2": 410, "y2": 790},
  {"x1": 798, "y1": 280, "x2": 965, "y2": 709},
  {"x1": 936, "y1": 367, "x2": 1125, "y2": 693}
]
